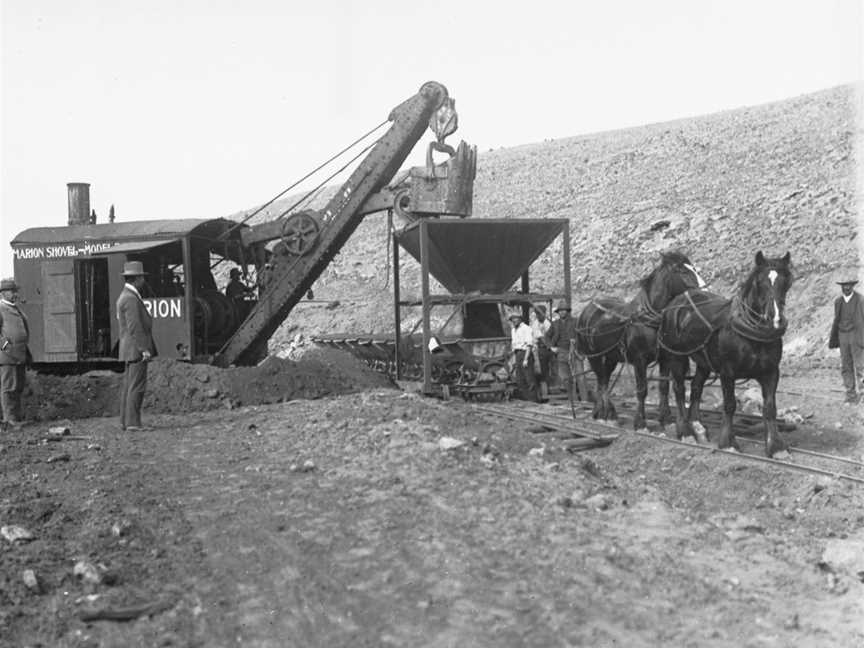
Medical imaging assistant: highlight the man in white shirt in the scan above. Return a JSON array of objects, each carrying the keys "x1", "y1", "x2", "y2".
[{"x1": 508, "y1": 312, "x2": 534, "y2": 400}]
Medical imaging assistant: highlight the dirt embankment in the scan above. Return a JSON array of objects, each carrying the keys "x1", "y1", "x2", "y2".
[{"x1": 22, "y1": 347, "x2": 392, "y2": 423}]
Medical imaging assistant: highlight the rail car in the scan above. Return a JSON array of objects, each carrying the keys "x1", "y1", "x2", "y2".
[{"x1": 314, "y1": 217, "x2": 575, "y2": 397}]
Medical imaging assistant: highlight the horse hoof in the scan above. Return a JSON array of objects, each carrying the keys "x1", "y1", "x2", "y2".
[
  {"x1": 694, "y1": 431, "x2": 709, "y2": 444},
  {"x1": 722, "y1": 447, "x2": 739, "y2": 454}
]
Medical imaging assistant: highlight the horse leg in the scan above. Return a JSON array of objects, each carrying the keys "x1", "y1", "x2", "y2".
[
  {"x1": 632, "y1": 356, "x2": 648, "y2": 430},
  {"x1": 668, "y1": 355, "x2": 691, "y2": 439},
  {"x1": 656, "y1": 355, "x2": 673, "y2": 427},
  {"x1": 761, "y1": 370, "x2": 787, "y2": 457},
  {"x1": 687, "y1": 364, "x2": 710, "y2": 444},
  {"x1": 603, "y1": 354, "x2": 618, "y2": 420},
  {"x1": 716, "y1": 374, "x2": 740, "y2": 451},
  {"x1": 590, "y1": 356, "x2": 611, "y2": 420}
]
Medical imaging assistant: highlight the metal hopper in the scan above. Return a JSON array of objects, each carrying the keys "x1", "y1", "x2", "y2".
[{"x1": 395, "y1": 218, "x2": 566, "y2": 294}]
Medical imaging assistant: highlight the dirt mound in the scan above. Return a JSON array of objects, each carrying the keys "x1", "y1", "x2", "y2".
[{"x1": 22, "y1": 347, "x2": 393, "y2": 422}]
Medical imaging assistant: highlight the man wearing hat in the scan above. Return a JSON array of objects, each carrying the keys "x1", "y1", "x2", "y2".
[
  {"x1": 508, "y1": 311, "x2": 535, "y2": 400},
  {"x1": 545, "y1": 301, "x2": 582, "y2": 402},
  {"x1": 0, "y1": 278, "x2": 31, "y2": 428},
  {"x1": 117, "y1": 261, "x2": 157, "y2": 430},
  {"x1": 225, "y1": 267, "x2": 254, "y2": 301},
  {"x1": 829, "y1": 279, "x2": 864, "y2": 403}
]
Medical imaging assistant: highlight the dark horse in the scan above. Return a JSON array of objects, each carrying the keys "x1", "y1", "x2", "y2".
[
  {"x1": 658, "y1": 251, "x2": 793, "y2": 457},
  {"x1": 575, "y1": 251, "x2": 706, "y2": 429}
]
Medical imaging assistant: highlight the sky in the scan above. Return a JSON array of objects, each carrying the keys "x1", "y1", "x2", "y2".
[{"x1": 1, "y1": 0, "x2": 862, "y2": 278}]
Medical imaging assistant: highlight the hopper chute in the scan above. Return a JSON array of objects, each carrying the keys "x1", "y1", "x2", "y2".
[{"x1": 395, "y1": 218, "x2": 565, "y2": 294}]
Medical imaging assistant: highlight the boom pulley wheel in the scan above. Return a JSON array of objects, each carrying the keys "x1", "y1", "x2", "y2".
[{"x1": 280, "y1": 211, "x2": 320, "y2": 256}]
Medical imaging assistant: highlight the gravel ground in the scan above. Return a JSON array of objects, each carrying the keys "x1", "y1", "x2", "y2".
[{"x1": 1, "y1": 351, "x2": 863, "y2": 647}]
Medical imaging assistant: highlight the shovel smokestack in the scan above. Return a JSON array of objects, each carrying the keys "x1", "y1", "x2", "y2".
[{"x1": 67, "y1": 182, "x2": 91, "y2": 226}]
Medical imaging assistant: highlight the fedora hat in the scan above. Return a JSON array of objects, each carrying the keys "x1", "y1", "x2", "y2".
[
  {"x1": 0, "y1": 278, "x2": 19, "y2": 292},
  {"x1": 554, "y1": 300, "x2": 571, "y2": 312},
  {"x1": 837, "y1": 280, "x2": 859, "y2": 286},
  {"x1": 121, "y1": 261, "x2": 148, "y2": 276},
  {"x1": 534, "y1": 304, "x2": 547, "y2": 315}
]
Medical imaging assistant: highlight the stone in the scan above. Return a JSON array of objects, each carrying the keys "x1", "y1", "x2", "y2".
[
  {"x1": 73, "y1": 560, "x2": 102, "y2": 585},
  {"x1": 820, "y1": 533, "x2": 864, "y2": 580},
  {"x1": 1, "y1": 524, "x2": 35, "y2": 543},
  {"x1": 47, "y1": 426, "x2": 70, "y2": 437},
  {"x1": 584, "y1": 493, "x2": 610, "y2": 511},
  {"x1": 111, "y1": 520, "x2": 133, "y2": 537},
  {"x1": 438, "y1": 437, "x2": 465, "y2": 451},
  {"x1": 21, "y1": 569, "x2": 40, "y2": 592},
  {"x1": 528, "y1": 446, "x2": 545, "y2": 457}
]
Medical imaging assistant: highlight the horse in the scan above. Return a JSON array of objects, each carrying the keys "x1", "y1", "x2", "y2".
[
  {"x1": 574, "y1": 251, "x2": 706, "y2": 429},
  {"x1": 658, "y1": 251, "x2": 793, "y2": 457}
]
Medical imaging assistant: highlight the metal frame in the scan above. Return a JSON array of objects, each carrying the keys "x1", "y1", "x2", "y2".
[{"x1": 392, "y1": 218, "x2": 572, "y2": 395}]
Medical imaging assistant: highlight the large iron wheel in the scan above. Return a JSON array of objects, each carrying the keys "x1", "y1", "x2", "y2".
[{"x1": 280, "y1": 211, "x2": 320, "y2": 256}]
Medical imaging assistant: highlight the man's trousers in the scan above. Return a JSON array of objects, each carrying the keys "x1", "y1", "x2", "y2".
[{"x1": 120, "y1": 360, "x2": 148, "y2": 428}]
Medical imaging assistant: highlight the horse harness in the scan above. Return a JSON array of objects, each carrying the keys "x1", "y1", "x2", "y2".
[
  {"x1": 658, "y1": 290, "x2": 785, "y2": 375},
  {"x1": 576, "y1": 299, "x2": 632, "y2": 359}
]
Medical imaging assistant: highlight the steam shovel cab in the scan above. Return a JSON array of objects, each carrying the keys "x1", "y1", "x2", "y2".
[{"x1": 10, "y1": 217, "x2": 253, "y2": 370}]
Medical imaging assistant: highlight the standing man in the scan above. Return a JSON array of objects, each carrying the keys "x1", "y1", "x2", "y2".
[
  {"x1": 529, "y1": 305, "x2": 552, "y2": 401},
  {"x1": 0, "y1": 279, "x2": 30, "y2": 428},
  {"x1": 117, "y1": 261, "x2": 157, "y2": 431},
  {"x1": 508, "y1": 312, "x2": 535, "y2": 400},
  {"x1": 829, "y1": 279, "x2": 864, "y2": 404},
  {"x1": 546, "y1": 301, "x2": 583, "y2": 402}
]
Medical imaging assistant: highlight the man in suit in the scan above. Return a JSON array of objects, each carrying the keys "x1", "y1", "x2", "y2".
[
  {"x1": 0, "y1": 278, "x2": 31, "y2": 428},
  {"x1": 829, "y1": 279, "x2": 864, "y2": 404},
  {"x1": 117, "y1": 261, "x2": 157, "y2": 430}
]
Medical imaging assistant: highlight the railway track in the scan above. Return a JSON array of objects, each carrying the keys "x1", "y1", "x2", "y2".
[{"x1": 462, "y1": 395, "x2": 864, "y2": 486}]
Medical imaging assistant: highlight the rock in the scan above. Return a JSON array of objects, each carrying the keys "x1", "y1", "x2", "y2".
[
  {"x1": 584, "y1": 493, "x2": 610, "y2": 511},
  {"x1": 727, "y1": 514, "x2": 764, "y2": 533},
  {"x1": 47, "y1": 426, "x2": 70, "y2": 437},
  {"x1": 205, "y1": 389, "x2": 219, "y2": 399},
  {"x1": 73, "y1": 560, "x2": 102, "y2": 585},
  {"x1": 1, "y1": 524, "x2": 35, "y2": 543},
  {"x1": 739, "y1": 387, "x2": 763, "y2": 415},
  {"x1": 528, "y1": 446, "x2": 545, "y2": 457},
  {"x1": 300, "y1": 460, "x2": 316, "y2": 472},
  {"x1": 820, "y1": 533, "x2": 864, "y2": 580},
  {"x1": 86, "y1": 443, "x2": 102, "y2": 451},
  {"x1": 46, "y1": 453, "x2": 71, "y2": 464},
  {"x1": 111, "y1": 520, "x2": 133, "y2": 537},
  {"x1": 438, "y1": 437, "x2": 465, "y2": 451},
  {"x1": 21, "y1": 569, "x2": 40, "y2": 592},
  {"x1": 479, "y1": 454, "x2": 496, "y2": 468}
]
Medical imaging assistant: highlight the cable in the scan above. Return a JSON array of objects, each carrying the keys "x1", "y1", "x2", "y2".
[{"x1": 218, "y1": 119, "x2": 389, "y2": 240}]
